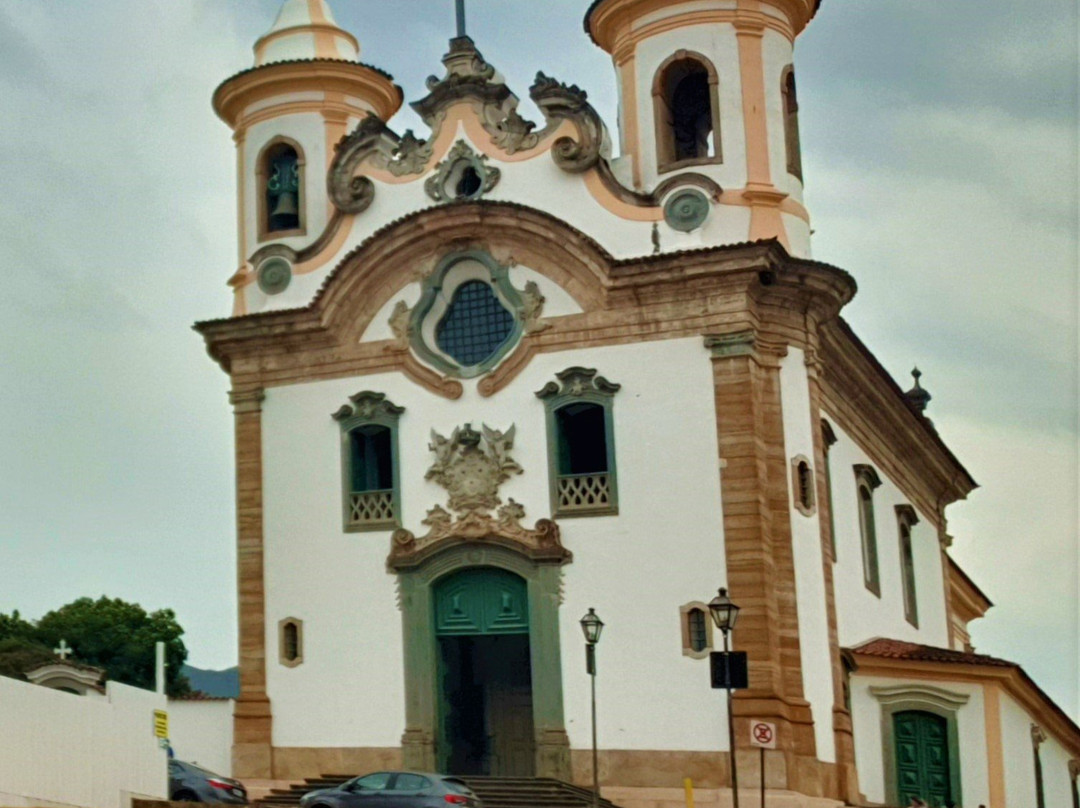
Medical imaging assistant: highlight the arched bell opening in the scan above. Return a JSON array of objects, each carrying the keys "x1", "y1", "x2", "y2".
[
  {"x1": 256, "y1": 137, "x2": 307, "y2": 241},
  {"x1": 396, "y1": 544, "x2": 570, "y2": 781},
  {"x1": 653, "y1": 51, "x2": 723, "y2": 173}
]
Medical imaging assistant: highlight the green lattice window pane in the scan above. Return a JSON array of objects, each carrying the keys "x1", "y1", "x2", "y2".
[
  {"x1": 688, "y1": 609, "x2": 708, "y2": 653},
  {"x1": 435, "y1": 281, "x2": 515, "y2": 367}
]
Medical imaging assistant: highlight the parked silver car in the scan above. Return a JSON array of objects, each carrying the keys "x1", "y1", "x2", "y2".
[{"x1": 299, "y1": 772, "x2": 481, "y2": 808}]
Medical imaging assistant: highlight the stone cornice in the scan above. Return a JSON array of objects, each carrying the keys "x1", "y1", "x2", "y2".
[
  {"x1": 819, "y1": 319, "x2": 977, "y2": 525},
  {"x1": 195, "y1": 202, "x2": 853, "y2": 378},
  {"x1": 212, "y1": 60, "x2": 403, "y2": 129}
]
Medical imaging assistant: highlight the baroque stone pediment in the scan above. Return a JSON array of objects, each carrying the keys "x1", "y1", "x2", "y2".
[
  {"x1": 387, "y1": 423, "x2": 570, "y2": 570},
  {"x1": 326, "y1": 38, "x2": 608, "y2": 218}
]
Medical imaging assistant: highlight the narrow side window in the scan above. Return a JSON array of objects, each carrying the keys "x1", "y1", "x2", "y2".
[
  {"x1": 279, "y1": 618, "x2": 303, "y2": 667},
  {"x1": 821, "y1": 420, "x2": 838, "y2": 560},
  {"x1": 791, "y1": 454, "x2": 816, "y2": 516},
  {"x1": 781, "y1": 66, "x2": 803, "y2": 181},
  {"x1": 854, "y1": 465, "x2": 882, "y2": 595},
  {"x1": 679, "y1": 603, "x2": 713, "y2": 659},
  {"x1": 896, "y1": 505, "x2": 920, "y2": 627},
  {"x1": 537, "y1": 368, "x2": 620, "y2": 517},
  {"x1": 333, "y1": 392, "x2": 405, "y2": 532}
]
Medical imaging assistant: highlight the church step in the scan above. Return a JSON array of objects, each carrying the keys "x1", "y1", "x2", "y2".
[{"x1": 256, "y1": 775, "x2": 623, "y2": 808}]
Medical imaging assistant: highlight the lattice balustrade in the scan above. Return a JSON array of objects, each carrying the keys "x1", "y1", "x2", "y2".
[
  {"x1": 556, "y1": 473, "x2": 612, "y2": 512},
  {"x1": 349, "y1": 490, "x2": 396, "y2": 526}
]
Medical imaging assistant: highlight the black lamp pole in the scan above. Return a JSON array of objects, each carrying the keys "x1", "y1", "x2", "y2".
[
  {"x1": 709, "y1": 588, "x2": 741, "y2": 808},
  {"x1": 580, "y1": 609, "x2": 604, "y2": 808}
]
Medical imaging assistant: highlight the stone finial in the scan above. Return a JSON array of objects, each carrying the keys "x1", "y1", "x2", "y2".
[{"x1": 905, "y1": 367, "x2": 932, "y2": 414}]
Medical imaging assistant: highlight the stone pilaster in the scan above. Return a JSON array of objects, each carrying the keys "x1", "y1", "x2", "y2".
[
  {"x1": 229, "y1": 387, "x2": 273, "y2": 779},
  {"x1": 706, "y1": 332, "x2": 820, "y2": 795},
  {"x1": 805, "y1": 347, "x2": 861, "y2": 803}
]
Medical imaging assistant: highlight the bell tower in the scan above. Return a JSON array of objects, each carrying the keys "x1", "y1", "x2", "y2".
[
  {"x1": 212, "y1": 0, "x2": 402, "y2": 314},
  {"x1": 586, "y1": 0, "x2": 818, "y2": 255}
]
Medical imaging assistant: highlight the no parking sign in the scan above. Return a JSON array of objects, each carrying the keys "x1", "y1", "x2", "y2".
[{"x1": 750, "y1": 720, "x2": 777, "y2": 749}]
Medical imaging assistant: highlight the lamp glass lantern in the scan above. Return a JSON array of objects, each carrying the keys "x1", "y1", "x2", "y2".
[
  {"x1": 708, "y1": 587, "x2": 740, "y2": 635},
  {"x1": 580, "y1": 608, "x2": 604, "y2": 645}
]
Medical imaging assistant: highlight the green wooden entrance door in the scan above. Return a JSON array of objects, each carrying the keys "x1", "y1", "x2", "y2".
[
  {"x1": 434, "y1": 568, "x2": 535, "y2": 777},
  {"x1": 894, "y1": 711, "x2": 951, "y2": 807}
]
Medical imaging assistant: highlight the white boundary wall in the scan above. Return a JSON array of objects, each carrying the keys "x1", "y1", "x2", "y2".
[
  {"x1": 0, "y1": 676, "x2": 167, "y2": 808},
  {"x1": 166, "y1": 699, "x2": 234, "y2": 776}
]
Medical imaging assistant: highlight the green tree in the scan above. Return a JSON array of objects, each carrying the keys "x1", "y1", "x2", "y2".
[
  {"x1": 0, "y1": 636, "x2": 56, "y2": 680},
  {"x1": 0, "y1": 610, "x2": 36, "y2": 643},
  {"x1": 33, "y1": 597, "x2": 191, "y2": 696}
]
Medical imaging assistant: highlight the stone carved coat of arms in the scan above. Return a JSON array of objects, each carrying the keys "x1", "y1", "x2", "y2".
[{"x1": 388, "y1": 423, "x2": 569, "y2": 569}]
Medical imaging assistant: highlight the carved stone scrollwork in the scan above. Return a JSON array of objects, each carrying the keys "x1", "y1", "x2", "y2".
[
  {"x1": 328, "y1": 115, "x2": 435, "y2": 214},
  {"x1": 387, "y1": 422, "x2": 571, "y2": 570},
  {"x1": 530, "y1": 72, "x2": 605, "y2": 174},
  {"x1": 535, "y1": 366, "x2": 621, "y2": 400},
  {"x1": 412, "y1": 37, "x2": 514, "y2": 130},
  {"x1": 490, "y1": 108, "x2": 539, "y2": 155},
  {"x1": 424, "y1": 140, "x2": 501, "y2": 203},
  {"x1": 331, "y1": 391, "x2": 405, "y2": 423}
]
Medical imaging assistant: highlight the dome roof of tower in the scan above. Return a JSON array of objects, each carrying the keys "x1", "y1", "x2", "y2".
[
  {"x1": 583, "y1": 0, "x2": 824, "y2": 48},
  {"x1": 254, "y1": 0, "x2": 360, "y2": 67}
]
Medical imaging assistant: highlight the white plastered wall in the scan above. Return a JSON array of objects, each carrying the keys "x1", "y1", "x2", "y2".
[
  {"x1": 779, "y1": 348, "x2": 835, "y2": 762},
  {"x1": 848, "y1": 674, "x2": 989, "y2": 807},
  {"x1": 167, "y1": 699, "x2": 234, "y2": 777},
  {"x1": 261, "y1": 333, "x2": 729, "y2": 752},
  {"x1": 823, "y1": 417, "x2": 950, "y2": 649},
  {"x1": 1000, "y1": 693, "x2": 1076, "y2": 808}
]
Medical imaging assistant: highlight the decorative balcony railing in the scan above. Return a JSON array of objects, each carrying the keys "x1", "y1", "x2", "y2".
[
  {"x1": 348, "y1": 489, "x2": 396, "y2": 526},
  {"x1": 556, "y1": 472, "x2": 613, "y2": 513}
]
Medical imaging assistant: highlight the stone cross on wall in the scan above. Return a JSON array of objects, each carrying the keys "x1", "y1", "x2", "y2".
[{"x1": 54, "y1": 639, "x2": 73, "y2": 660}]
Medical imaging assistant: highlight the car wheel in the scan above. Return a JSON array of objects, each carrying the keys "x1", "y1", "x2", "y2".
[{"x1": 172, "y1": 791, "x2": 200, "y2": 802}]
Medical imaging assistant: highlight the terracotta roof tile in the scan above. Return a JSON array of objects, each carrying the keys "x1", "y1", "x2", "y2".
[{"x1": 849, "y1": 638, "x2": 1014, "y2": 668}]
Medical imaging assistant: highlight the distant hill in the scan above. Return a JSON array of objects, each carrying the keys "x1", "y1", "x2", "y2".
[{"x1": 181, "y1": 664, "x2": 239, "y2": 698}]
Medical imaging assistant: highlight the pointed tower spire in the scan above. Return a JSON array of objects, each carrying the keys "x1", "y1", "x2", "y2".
[{"x1": 254, "y1": 0, "x2": 360, "y2": 66}]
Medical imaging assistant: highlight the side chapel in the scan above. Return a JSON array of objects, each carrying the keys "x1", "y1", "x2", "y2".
[{"x1": 196, "y1": 1, "x2": 1080, "y2": 806}]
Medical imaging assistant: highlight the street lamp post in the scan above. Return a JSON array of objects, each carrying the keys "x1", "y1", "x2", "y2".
[
  {"x1": 580, "y1": 608, "x2": 604, "y2": 808},
  {"x1": 709, "y1": 588, "x2": 742, "y2": 808}
]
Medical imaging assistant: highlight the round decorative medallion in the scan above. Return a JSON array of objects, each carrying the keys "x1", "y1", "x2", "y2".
[
  {"x1": 257, "y1": 256, "x2": 292, "y2": 295},
  {"x1": 664, "y1": 189, "x2": 711, "y2": 232}
]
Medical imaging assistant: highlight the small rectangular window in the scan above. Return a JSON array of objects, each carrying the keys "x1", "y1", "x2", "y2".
[{"x1": 855, "y1": 465, "x2": 882, "y2": 596}]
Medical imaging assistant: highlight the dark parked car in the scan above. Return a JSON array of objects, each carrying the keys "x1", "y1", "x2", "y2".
[
  {"x1": 168, "y1": 759, "x2": 249, "y2": 804},
  {"x1": 299, "y1": 772, "x2": 481, "y2": 808}
]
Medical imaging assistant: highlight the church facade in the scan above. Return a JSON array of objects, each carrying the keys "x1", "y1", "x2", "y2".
[{"x1": 197, "y1": 1, "x2": 1080, "y2": 806}]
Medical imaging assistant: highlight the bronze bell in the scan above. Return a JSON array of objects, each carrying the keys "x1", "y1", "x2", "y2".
[{"x1": 271, "y1": 191, "x2": 299, "y2": 219}]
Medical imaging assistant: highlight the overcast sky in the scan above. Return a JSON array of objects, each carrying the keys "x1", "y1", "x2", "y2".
[{"x1": 0, "y1": 1, "x2": 1076, "y2": 716}]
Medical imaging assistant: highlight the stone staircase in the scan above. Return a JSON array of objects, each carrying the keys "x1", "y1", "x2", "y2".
[{"x1": 256, "y1": 774, "x2": 623, "y2": 808}]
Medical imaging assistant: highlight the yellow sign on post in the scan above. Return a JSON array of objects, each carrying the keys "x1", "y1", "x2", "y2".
[
  {"x1": 153, "y1": 710, "x2": 169, "y2": 739},
  {"x1": 683, "y1": 778, "x2": 695, "y2": 808}
]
